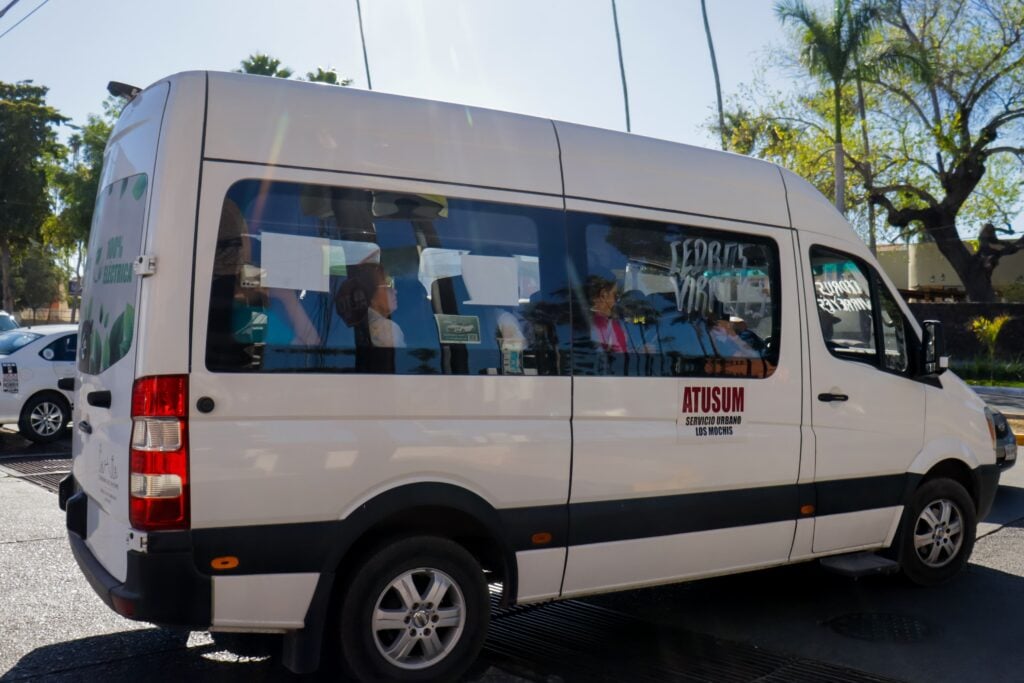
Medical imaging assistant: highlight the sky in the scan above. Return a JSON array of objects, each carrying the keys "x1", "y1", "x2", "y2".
[
  {"x1": 0, "y1": 0, "x2": 787, "y2": 147},
  {"x1": 1, "y1": 0, "x2": 1016, "y2": 237}
]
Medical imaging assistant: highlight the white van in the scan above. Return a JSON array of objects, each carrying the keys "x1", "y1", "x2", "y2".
[{"x1": 61, "y1": 71, "x2": 1016, "y2": 681}]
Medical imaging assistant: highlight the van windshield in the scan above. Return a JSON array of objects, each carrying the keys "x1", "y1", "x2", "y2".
[{"x1": 78, "y1": 174, "x2": 148, "y2": 375}]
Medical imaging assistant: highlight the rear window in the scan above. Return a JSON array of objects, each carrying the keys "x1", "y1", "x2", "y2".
[
  {"x1": 78, "y1": 174, "x2": 148, "y2": 374},
  {"x1": 0, "y1": 313, "x2": 18, "y2": 331},
  {"x1": 0, "y1": 331, "x2": 42, "y2": 355}
]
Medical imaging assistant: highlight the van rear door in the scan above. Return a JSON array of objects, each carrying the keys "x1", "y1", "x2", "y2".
[{"x1": 71, "y1": 83, "x2": 169, "y2": 582}]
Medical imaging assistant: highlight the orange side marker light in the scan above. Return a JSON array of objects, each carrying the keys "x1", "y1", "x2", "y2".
[
  {"x1": 531, "y1": 532, "x2": 553, "y2": 545},
  {"x1": 211, "y1": 556, "x2": 239, "y2": 570},
  {"x1": 800, "y1": 504, "x2": 815, "y2": 516}
]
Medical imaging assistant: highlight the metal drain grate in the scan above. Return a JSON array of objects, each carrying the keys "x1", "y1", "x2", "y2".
[
  {"x1": 483, "y1": 599, "x2": 903, "y2": 682},
  {"x1": 827, "y1": 613, "x2": 931, "y2": 643},
  {"x1": 0, "y1": 456, "x2": 70, "y2": 493}
]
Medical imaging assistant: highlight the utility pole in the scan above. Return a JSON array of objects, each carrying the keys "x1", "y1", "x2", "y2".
[{"x1": 611, "y1": 0, "x2": 631, "y2": 132}]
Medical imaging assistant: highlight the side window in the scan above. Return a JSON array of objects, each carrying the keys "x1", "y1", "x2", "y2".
[
  {"x1": 810, "y1": 247, "x2": 912, "y2": 375},
  {"x1": 41, "y1": 335, "x2": 77, "y2": 362},
  {"x1": 570, "y1": 213, "x2": 780, "y2": 378},
  {"x1": 810, "y1": 248, "x2": 876, "y2": 363},
  {"x1": 206, "y1": 180, "x2": 569, "y2": 376},
  {"x1": 876, "y1": 274, "x2": 910, "y2": 373}
]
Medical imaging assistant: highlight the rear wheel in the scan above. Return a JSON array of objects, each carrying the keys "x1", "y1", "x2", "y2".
[
  {"x1": 899, "y1": 478, "x2": 976, "y2": 586},
  {"x1": 338, "y1": 536, "x2": 489, "y2": 682},
  {"x1": 19, "y1": 392, "x2": 70, "y2": 443}
]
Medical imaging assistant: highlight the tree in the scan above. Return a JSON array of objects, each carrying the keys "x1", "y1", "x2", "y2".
[
  {"x1": 775, "y1": 0, "x2": 883, "y2": 213},
  {"x1": 857, "y1": 0, "x2": 1024, "y2": 301},
  {"x1": 43, "y1": 99, "x2": 116, "y2": 321},
  {"x1": 0, "y1": 81, "x2": 67, "y2": 313},
  {"x1": 236, "y1": 53, "x2": 293, "y2": 78},
  {"x1": 13, "y1": 245, "x2": 61, "y2": 321},
  {"x1": 305, "y1": 67, "x2": 353, "y2": 86},
  {"x1": 700, "y1": 0, "x2": 727, "y2": 150}
]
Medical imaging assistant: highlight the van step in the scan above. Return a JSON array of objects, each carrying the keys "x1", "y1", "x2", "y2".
[{"x1": 819, "y1": 552, "x2": 899, "y2": 578}]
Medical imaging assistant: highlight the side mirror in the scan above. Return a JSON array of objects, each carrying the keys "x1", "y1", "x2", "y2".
[{"x1": 921, "y1": 320, "x2": 949, "y2": 376}]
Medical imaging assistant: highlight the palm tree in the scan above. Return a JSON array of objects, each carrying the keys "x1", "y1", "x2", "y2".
[
  {"x1": 775, "y1": 0, "x2": 881, "y2": 214},
  {"x1": 236, "y1": 53, "x2": 294, "y2": 78},
  {"x1": 306, "y1": 67, "x2": 353, "y2": 86},
  {"x1": 700, "y1": 0, "x2": 727, "y2": 150}
]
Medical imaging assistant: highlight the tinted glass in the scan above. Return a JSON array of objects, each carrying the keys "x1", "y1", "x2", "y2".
[
  {"x1": 876, "y1": 276, "x2": 909, "y2": 373},
  {"x1": 571, "y1": 213, "x2": 780, "y2": 378},
  {"x1": 207, "y1": 180, "x2": 569, "y2": 376},
  {"x1": 810, "y1": 248, "x2": 877, "y2": 363},
  {"x1": 0, "y1": 314, "x2": 18, "y2": 331},
  {"x1": 78, "y1": 174, "x2": 148, "y2": 374},
  {"x1": 42, "y1": 334, "x2": 78, "y2": 362},
  {"x1": 0, "y1": 331, "x2": 42, "y2": 355}
]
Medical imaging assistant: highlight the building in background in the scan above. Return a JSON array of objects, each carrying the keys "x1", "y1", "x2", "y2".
[{"x1": 877, "y1": 243, "x2": 1024, "y2": 302}]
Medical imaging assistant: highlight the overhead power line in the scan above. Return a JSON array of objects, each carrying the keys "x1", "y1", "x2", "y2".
[
  {"x1": 0, "y1": 0, "x2": 24, "y2": 19},
  {"x1": 0, "y1": 0, "x2": 51, "y2": 42}
]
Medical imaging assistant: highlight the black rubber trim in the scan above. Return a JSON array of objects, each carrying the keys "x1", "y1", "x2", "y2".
[
  {"x1": 815, "y1": 474, "x2": 910, "y2": 516},
  {"x1": 183, "y1": 475, "x2": 916, "y2": 577},
  {"x1": 975, "y1": 464, "x2": 1001, "y2": 521},
  {"x1": 68, "y1": 525, "x2": 211, "y2": 628},
  {"x1": 568, "y1": 484, "x2": 798, "y2": 546}
]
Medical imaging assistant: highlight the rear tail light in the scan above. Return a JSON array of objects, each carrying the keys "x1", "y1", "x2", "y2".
[{"x1": 130, "y1": 375, "x2": 189, "y2": 531}]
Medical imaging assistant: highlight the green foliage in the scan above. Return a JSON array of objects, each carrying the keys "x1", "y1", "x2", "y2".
[
  {"x1": 236, "y1": 53, "x2": 294, "y2": 78},
  {"x1": 969, "y1": 315, "x2": 1011, "y2": 377},
  {"x1": 305, "y1": 67, "x2": 353, "y2": 86},
  {"x1": 720, "y1": 1, "x2": 1024, "y2": 300},
  {"x1": 13, "y1": 245, "x2": 61, "y2": 313},
  {"x1": 951, "y1": 356, "x2": 1024, "y2": 385},
  {"x1": 0, "y1": 80, "x2": 67, "y2": 311}
]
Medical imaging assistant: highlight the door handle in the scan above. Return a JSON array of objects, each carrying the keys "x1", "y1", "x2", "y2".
[
  {"x1": 818, "y1": 392, "x2": 849, "y2": 402},
  {"x1": 86, "y1": 390, "x2": 111, "y2": 408},
  {"x1": 77, "y1": 420, "x2": 92, "y2": 435}
]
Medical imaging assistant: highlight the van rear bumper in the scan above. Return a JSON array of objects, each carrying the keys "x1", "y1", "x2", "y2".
[{"x1": 66, "y1": 490, "x2": 211, "y2": 628}]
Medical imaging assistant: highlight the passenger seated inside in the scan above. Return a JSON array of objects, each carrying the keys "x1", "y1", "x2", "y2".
[
  {"x1": 707, "y1": 311, "x2": 759, "y2": 358},
  {"x1": 587, "y1": 275, "x2": 627, "y2": 353},
  {"x1": 348, "y1": 263, "x2": 406, "y2": 348}
]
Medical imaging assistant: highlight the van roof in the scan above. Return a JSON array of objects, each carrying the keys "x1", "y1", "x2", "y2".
[{"x1": 154, "y1": 71, "x2": 864, "y2": 250}]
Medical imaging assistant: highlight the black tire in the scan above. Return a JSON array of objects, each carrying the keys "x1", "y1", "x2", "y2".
[
  {"x1": 338, "y1": 536, "x2": 489, "y2": 682},
  {"x1": 18, "y1": 392, "x2": 70, "y2": 443},
  {"x1": 899, "y1": 478, "x2": 976, "y2": 586}
]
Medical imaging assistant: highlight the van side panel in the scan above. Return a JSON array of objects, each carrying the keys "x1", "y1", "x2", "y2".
[
  {"x1": 187, "y1": 163, "x2": 572, "y2": 620},
  {"x1": 203, "y1": 72, "x2": 561, "y2": 196},
  {"x1": 555, "y1": 122, "x2": 791, "y2": 228}
]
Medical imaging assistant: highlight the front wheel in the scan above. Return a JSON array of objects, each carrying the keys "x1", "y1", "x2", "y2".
[
  {"x1": 899, "y1": 478, "x2": 976, "y2": 586},
  {"x1": 19, "y1": 392, "x2": 70, "y2": 443},
  {"x1": 338, "y1": 536, "x2": 489, "y2": 682}
]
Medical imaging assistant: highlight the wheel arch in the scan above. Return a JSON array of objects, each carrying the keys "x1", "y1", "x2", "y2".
[{"x1": 332, "y1": 483, "x2": 519, "y2": 603}]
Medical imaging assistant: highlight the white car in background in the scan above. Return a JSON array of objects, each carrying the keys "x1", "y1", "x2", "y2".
[
  {"x1": 0, "y1": 310, "x2": 20, "y2": 332},
  {"x1": 0, "y1": 325, "x2": 77, "y2": 443}
]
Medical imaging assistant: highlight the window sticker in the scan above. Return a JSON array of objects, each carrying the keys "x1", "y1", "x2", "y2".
[
  {"x1": 435, "y1": 314, "x2": 481, "y2": 344},
  {"x1": 2, "y1": 363, "x2": 17, "y2": 393},
  {"x1": 681, "y1": 385, "x2": 744, "y2": 437},
  {"x1": 815, "y1": 277, "x2": 872, "y2": 314},
  {"x1": 78, "y1": 174, "x2": 146, "y2": 375}
]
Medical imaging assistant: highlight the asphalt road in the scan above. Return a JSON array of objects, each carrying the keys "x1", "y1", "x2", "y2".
[{"x1": 2, "y1": 413, "x2": 1022, "y2": 682}]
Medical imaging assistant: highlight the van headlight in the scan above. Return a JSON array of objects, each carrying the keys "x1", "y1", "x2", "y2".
[{"x1": 986, "y1": 407, "x2": 1017, "y2": 467}]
